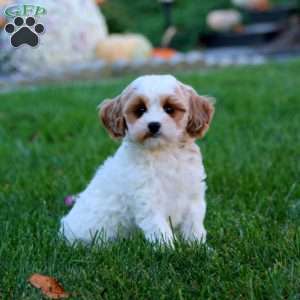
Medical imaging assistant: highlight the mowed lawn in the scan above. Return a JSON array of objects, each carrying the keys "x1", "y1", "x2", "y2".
[{"x1": 0, "y1": 61, "x2": 299, "y2": 299}]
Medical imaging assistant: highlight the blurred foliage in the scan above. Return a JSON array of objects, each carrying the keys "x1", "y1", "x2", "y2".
[
  {"x1": 101, "y1": 0, "x2": 231, "y2": 51},
  {"x1": 101, "y1": 0, "x2": 293, "y2": 50}
]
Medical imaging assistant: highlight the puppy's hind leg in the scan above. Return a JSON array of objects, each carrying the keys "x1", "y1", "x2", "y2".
[{"x1": 59, "y1": 192, "x2": 120, "y2": 244}]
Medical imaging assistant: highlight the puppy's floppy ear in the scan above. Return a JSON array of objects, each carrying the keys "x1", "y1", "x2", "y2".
[
  {"x1": 98, "y1": 96, "x2": 126, "y2": 139},
  {"x1": 183, "y1": 85, "x2": 215, "y2": 139}
]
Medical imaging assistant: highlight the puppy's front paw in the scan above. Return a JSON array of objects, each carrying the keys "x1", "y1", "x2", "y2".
[
  {"x1": 145, "y1": 232, "x2": 175, "y2": 249},
  {"x1": 137, "y1": 215, "x2": 175, "y2": 248},
  {"x1": 182, "y1": 226, "x2": 207, "y2": 244}
]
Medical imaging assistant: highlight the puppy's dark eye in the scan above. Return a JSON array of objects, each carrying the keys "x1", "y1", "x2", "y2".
[
  {"x1": 164, "y1": 105, "x2": 175, "y2": 115},
  {"x1": 134, "y1": 104, "x2": 147, "y2": 118}
]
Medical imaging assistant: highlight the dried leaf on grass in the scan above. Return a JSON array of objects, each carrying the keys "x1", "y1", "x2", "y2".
[{"x1": 28, "y1": 273, "x2": 70, "y2": 299}]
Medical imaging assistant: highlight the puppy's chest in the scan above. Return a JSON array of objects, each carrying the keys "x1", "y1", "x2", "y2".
[
  {"x1": 146, "y1": 149, "x2": 204, "y2": 223},
  {"x1": 149, "y1": 148, "x2": 204, "y2": 201},
  {"x1": 121, "y1": 144, "x2": 206, "y2": 219}
]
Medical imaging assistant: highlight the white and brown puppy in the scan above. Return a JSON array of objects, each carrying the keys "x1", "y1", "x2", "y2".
[{"x1": 60, "y1": 75, "x2": 214, "y2": 246}]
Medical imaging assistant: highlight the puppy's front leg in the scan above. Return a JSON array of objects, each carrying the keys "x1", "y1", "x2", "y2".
[
  {"x1": 181, "y1": 200, "x2": 207, "y2": 243},
  {"x1": 136, "y1": 213, "x2": 174, "y2": 247}
]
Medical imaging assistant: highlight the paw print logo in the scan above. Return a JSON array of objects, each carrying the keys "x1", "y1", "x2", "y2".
[{"x1": 5, "y1": 16, "x2": 45, "y2": 48}]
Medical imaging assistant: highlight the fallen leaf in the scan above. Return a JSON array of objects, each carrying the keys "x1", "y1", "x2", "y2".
[{"x1": 28, "y1": 274, "x2": 70, "y2": 299}]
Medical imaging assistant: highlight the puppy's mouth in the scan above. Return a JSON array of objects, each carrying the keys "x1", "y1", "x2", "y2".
[
  {"x1": 150, "y1": 132, "x2": 161, "y2": 138},
  {"x1": 145, "y1": 132, "x2": 161, "y2": 139},
  {"x1": 148, "y1": 132, "x2": 161, "y2": 139}
]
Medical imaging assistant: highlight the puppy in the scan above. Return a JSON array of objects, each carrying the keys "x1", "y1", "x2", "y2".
[{"x1": 60, "y1": 75, "x2": 214, "y2": 246}]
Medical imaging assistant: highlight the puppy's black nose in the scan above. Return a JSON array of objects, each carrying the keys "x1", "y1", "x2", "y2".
[{"x1": 148, "y1": 122, "x2": 161, "y2": 134}]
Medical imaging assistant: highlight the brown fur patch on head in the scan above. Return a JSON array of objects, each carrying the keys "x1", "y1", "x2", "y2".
[
  {"x1": 160, "y1": 95, "x2": 187, "y2": 128},
  {"x1": 124, "y1": 96, "x2": 149, "y2": 124},
  {"x1": 99, "y1": 96, "x2": 126, "y2": 139},
  {"x1": 180, "y1": 84, "x2": 215, "y2": 139}
]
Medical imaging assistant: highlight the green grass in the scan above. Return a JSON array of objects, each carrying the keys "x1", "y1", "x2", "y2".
[{"x1": 0, "y1": 62, "x2": 300, "y2": 299}]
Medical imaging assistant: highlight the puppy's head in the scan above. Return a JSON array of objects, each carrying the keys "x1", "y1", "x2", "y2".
[{"x1": 99, "y1": 75, "x2": 214, "y2": 148}]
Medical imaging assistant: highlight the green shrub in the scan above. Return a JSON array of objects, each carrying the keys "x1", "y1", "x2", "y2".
[
  {"x1": 101, "y1": 0, "x2": 295, "y2": 50},
  {"x1": 101, "y1": 0, "x2": 231, "y2": 50}
]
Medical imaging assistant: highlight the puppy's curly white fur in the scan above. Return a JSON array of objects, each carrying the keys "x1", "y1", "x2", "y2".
[{"x1": 60, "y1": 75, "x2": 214, "y2": 246}]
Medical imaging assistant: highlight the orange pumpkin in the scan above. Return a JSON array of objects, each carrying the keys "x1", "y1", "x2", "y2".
[{"x1": 152, "y1": 48, "x2": 177, "y2": 59}]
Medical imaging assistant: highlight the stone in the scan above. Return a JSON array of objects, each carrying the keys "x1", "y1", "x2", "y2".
[{"x1": 0, "y1": 0, "x2": 108, "y2": 75}]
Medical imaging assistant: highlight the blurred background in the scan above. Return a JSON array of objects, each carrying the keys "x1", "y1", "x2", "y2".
[{"x1": 0, "y1": 0, "x2": 299, "y2": 87}]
